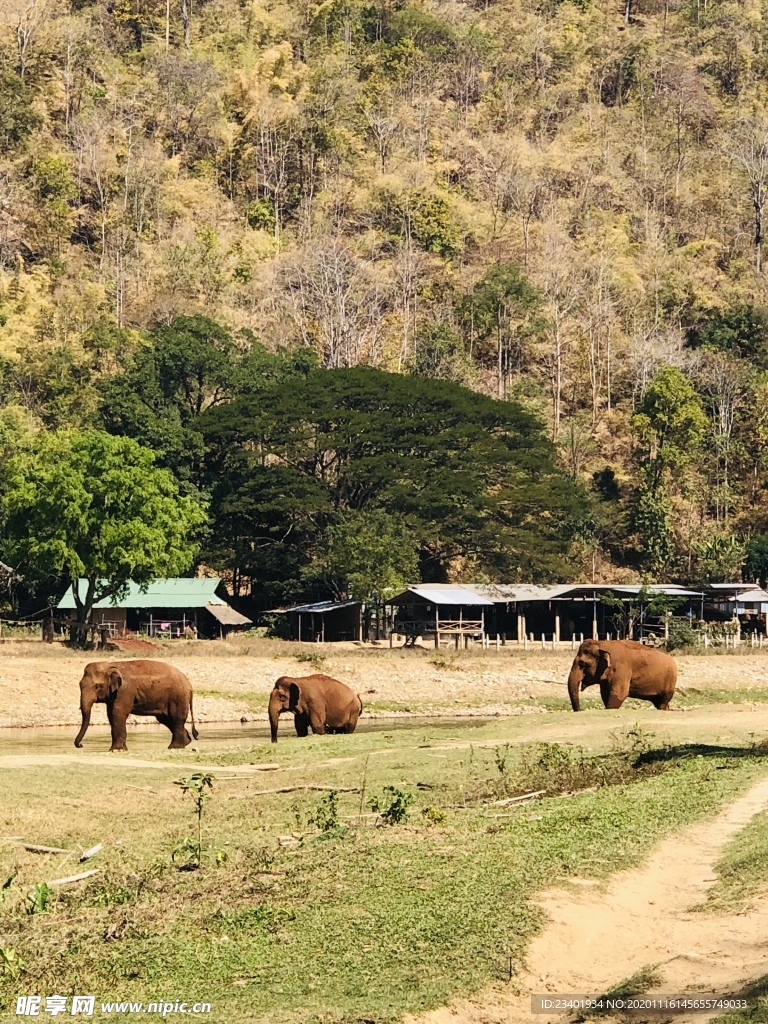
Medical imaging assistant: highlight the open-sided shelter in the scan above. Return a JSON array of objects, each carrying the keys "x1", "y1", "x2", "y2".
[{"x1": 264, "y1": 600, "x2": 363, "y2": 642}]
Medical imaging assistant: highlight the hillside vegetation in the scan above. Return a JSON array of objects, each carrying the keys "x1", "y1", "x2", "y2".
[{"x1": 1, "y1": 0, "x2": 768, "y2": 601}]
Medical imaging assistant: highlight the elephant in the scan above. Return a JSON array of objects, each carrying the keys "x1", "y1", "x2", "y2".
[
  {"x1": 74, "y1": 659, "x2": 198, "y2": 751},
  {"x1": 567, "y1": 639, "x2": 677, "y2": 712},
  {"x1": 269, "y1": 674, "x2": 362, "y2": 742}
]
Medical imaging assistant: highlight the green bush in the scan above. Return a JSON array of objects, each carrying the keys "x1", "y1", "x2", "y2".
[
  {"x1": 665, "y1": 617, "x2": 701, "y2": 651},
  {"x1": 309, "y1": 790, "x2": 342, "y2": 833},
  {"x1": 370, "y1": 786, "x2": 414, "y2": 825}
]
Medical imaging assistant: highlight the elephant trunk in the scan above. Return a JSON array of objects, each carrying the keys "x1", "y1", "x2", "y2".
[
  {"x1": 74, "y1": 696, "x2": 94, "y2": 747},
  {"x1": 268, "y1": 691, "x2": 281, "y2": 743},
  {"x1": 567, "y1": 666, "x2": 583, "y2": 712}
]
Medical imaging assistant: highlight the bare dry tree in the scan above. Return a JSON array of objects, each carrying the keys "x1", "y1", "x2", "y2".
[
  {"x1": 729, "y1": 117, "x2": 768, "y2": 273},
  {"x1": 0, "y1": 0, "x2": 53, "y2": 80},
  {"x1": 283, "y1": 238, "x2": 389, "y2": 368}
]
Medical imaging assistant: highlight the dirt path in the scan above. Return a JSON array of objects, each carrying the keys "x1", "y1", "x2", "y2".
[{"x1": 406, "y1": 777, "x2": 768, "y2": 1024}]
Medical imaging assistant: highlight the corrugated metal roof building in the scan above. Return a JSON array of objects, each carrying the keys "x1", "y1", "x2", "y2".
[
  {"x1": 387, "y1": 582, "x2": 706, "y2": 646},
  {"x1": 263, "y1": 599, "x2": 363, "y2": 643},
  {"x1": 57, "y1": 578, "x2": 251, "y2": 638}
]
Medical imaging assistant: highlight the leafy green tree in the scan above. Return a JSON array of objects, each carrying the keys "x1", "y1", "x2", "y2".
[
  {"x1": 98, "y1": 315, "x2": 238, "y2": 480},
  {"x1": 460, "y1": 264, "x2": 545, "y2": 399},
  {"x1": 687, "y1": 304, "x2": 768, "y2": 367},
  {"x1": 375, "y1": 187, "x2": 462, "y2": 259},
  {"x1": 28, "y1": 154, "x2": 78, "y2": 255},
  {"x1": 10, "y1": 342, "x2": 99, "y2": 428},
  {"x1": 0, "y1": 71, "x2": 40, "y2": 149},
  {"x1": 1, "y1": 430, "x2": 207, "y2": 637},
  {"x1": 572, "y1": 468, "x2": 629, "y2": 577},
  {"x1": 99, "y1": 317, "x2": 313, "y2": 482},
  {"x1": 203, "y1": 462, "x2": 331, "y2": 605},
  {"x1": 630, "y1": 486, "x2": 675, "y2": 576},
  {"x1": 82, "y1": 320, "x2": 137, "y2": 376},
  {"x1": 745, "y1": 535, "x2": 768, "y2": 586},
  {"x1": 632, "y1": 366, "x2": 707, "y2": 495},
  {"x1": 691, "y1": 534, "x2": 746, "y2": 586},
  {"x1": 307, "y1": 509, "x2": 419, "y2": 635}
]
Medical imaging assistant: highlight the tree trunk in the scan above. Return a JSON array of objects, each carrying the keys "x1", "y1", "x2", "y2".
[
  {"x1": 182, "y1": 0, "x2": 191, "y2": 47},
  {"x1": 70, "y1": 577, "x2": 97, "y2": 648}
]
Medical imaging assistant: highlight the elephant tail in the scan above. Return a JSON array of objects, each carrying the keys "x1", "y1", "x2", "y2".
[
  {"x1": 358, "y1": 694, "x2": 363, "y2": 715},
  {"x1": 190, "y1": 694, "x2": 199, "y2": 740}
]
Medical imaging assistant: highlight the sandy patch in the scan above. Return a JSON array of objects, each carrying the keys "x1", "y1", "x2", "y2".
[{"x1": 405, "y1": 777, "x2": 768, "y2": 1024}]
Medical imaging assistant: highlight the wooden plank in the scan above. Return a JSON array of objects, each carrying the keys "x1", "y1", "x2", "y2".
[
  {"x1": 80, "y1": 843, "x2": 103, "y2": 862},
  {"x1": 47, "y1": 869, "x2": 100, "y2": 887},
  {"x1": 250, "y1": 786, "x2": 362, "y2": 794},
  {"x1": 486, "y1": 790, "x2": 546, "y2": 807}
]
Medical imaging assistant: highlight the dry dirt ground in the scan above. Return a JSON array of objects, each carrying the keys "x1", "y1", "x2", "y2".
[
  {"x1": 406, "y1": 776, "x2": 768, "y2": 1024},
  {"x1": 1, "y1": 637, "x2": 768, "y2": 729}
]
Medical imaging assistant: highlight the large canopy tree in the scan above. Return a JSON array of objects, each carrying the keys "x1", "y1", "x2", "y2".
[
  {"x1": 99, "y1": 316, "x2": 316, "y2": 483},
  {"x1": 98, "y1": 315, "x2": 239, "y2": 482},
  {"x1": 201, "y1": 366, "x2": 585, "y2": 605},
  {"x1": 2, "y1": 430, "x2": 207, "y2": 636}
]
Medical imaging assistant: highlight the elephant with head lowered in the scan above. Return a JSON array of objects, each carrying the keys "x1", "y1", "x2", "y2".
[
  {"x1": 567, "y1": 639, "x2": 677, "y2": 712},
  {"x1": 74, "y1": 659, "x2": 198, "y2": 751},
  {"x1": 269, "y1": 674, "x2": 362, "y2": 742}
]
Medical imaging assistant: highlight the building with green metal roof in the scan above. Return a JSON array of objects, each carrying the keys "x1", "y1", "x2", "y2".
[{"x1": 57, "y1": 578, "x2": 251, "y2": 638}]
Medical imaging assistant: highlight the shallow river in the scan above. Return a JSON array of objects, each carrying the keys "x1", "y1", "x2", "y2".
[{"x1": 0, "y1": 716, "x2": 499, "y2": 756}]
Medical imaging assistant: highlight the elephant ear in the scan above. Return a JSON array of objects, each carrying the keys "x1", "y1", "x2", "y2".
[
  {"x1": 289, "y1": 681, "x2": 301, "y2": 707},
  {"x1": 597, "y1": 648, "x2": 612, "y2": 670},
  {"x1": 108, "y1": 669, "x2": 123, "y2": 695}
]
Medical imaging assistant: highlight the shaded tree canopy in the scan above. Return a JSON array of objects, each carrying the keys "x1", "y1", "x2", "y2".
[{"x1": 201, "y1": 367, "x2": 585, "y2": 605}]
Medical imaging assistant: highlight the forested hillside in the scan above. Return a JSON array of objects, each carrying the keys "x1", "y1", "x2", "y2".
[{"x1": 1, "y1": 0, "x2": 768, "y2": 604}]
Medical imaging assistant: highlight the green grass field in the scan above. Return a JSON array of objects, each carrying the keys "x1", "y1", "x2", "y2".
[
  {"x1": 362, "y1": 686, "x2": 768, "y2": 716},
  {"x1": 699, "y1": 808, "x2": 768, "y2": 915},
  {"x1": 2, "y1": 709, "x2": 768, "y2": 1023}
]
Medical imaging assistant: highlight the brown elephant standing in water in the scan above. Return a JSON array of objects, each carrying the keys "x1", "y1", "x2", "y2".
[
  {"x1": 269, "y1": 674, "x2": 362, "y2": 742},
  {"x1": 74, "y1": 660, "x2": 198, "y2": 751},
  {"x1": 567, "y1": 639, "x2": 677, "y2": 711}
]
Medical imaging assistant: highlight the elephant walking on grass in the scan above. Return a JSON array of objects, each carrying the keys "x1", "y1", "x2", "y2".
[
  {"x1": 74, "y1": 660, "x2": 198, "y2": 751},
  {"x1": 269, "y1": 674, "x2": 362, "y2": 742},
  {"x1": 567, "y1": 639, "x2": 677, "y2": 712}
]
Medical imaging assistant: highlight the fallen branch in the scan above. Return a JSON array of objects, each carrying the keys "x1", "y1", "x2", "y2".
[
  {"x1": 47, "y1": 869, "x2": 100, "y2": 887},
  {"x1": 247, "y1": 763, "x2": 280, "y2": 771},
  {"x1": 251, "y1": 785, "x2": 360, "y2": 796},
  {"x1": 79, "y1": 843, "x2": 103, "y2": 862},
  {"x1": 486, "y1": 790, "x2": 546, "y2": 807},
  {"x1": 24, "y1": 844, "x2": 69, "y2": 854}
]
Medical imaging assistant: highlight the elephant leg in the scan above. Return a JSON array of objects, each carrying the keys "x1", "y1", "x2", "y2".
[
  {"x1": 308, "y1": 709, "x2": 326, "y2": 735},
  {"x1": 651, "y1": 693, "x2": 673, "y2": 710},
  {"x1": 158, "y1": 711, "x2": 191, "y2": 749},
  {"x1": 171, "y1": 700, "x2": 193, "y2": 748},
  {"x1": 600, "y1": 681, "x2": 625, "y2": 710},
  {"x1": 294, "y1": 713, "x2": 310, "y2": 738},
  {"x1": 109, "y1": 705, "x2": 129, "y2": 751}
]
